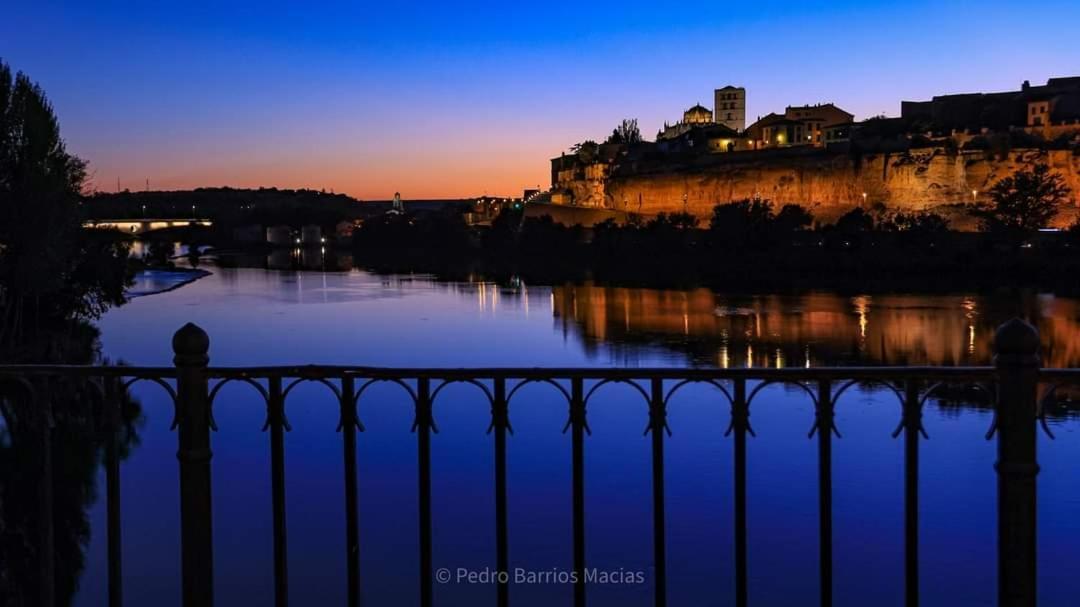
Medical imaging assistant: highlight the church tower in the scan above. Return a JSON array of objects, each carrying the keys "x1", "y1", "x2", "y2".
[{"x1": 714, "y1": 86, "x2": 746, "y2": 132}]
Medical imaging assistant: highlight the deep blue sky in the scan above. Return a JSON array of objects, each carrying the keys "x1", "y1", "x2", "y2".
[{"x1": 4, "y1": 1, "x2": 1079, "y2": 198}]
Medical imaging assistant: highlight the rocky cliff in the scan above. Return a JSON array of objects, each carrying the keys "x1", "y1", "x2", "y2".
[{"x1": 588, "y1": 148, "x2": 1080, "y2": 226}]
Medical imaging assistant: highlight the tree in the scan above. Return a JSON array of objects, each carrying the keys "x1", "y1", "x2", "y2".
[
  {"x1": 835, "y1": 208, "x2": 875, "y2": 233},
  {"x1": 606, "y1": 118, "x2": 642, "y2": 145},
  {"x1": 773, "y1": 204, "x2": 814, "y2": 233},
  {"x1": 879, "y1": 211, "x2": 950, "y2": 234},
  {"x1": 709, "y1": 199, "x2": 774, "y2": 248},
  {"x1": 976, "y1": 164, "x2": 1070, "y2": 232},
  {"x1": 569, "y1": 140, "x2": 600, "y2": 164},
  {"x1": 0, "y1": 59, "x2": 131, "y2": 350}
]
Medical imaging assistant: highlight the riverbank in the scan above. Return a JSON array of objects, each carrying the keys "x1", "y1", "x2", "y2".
[{"x1": 126, "y1": 267, "x2": 212, "y2": 298}]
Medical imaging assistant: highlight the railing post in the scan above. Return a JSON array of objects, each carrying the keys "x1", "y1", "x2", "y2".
[
  {"x1": 993, "y1": 319, "x2": 1040, "y2": 607},
  {"x1": 416, "y1": 377, "x2": 434, "y2": 607},
  {"x1": 816, "y1": 379, "x2": 833, "y2": 607},
  {"x1": 173, "y1": 323, "x2": 214, "y2": 607},
  {"x1": 902, "y1": 380, "x2": 921, "y2": 607},
  {"x1": 341, "y1": 376, "x2": 360, "y2": 607},
  {"x1": 37, "y1": 392, "x2": 55, "y2": 607},
  {"x1": 106, "y1": 388, "x2": 124, "y2": 607},
  {"x1": 648, "y1": 378, "x2": 667, "y2": 607},
  {"x1": 268, "y1": 376, "x2": 289, "y2": 607},
  {"x1": 570, "y1": 377, "x2": 587, "y2": 607},
  {"x1": 731, "y1": 378, "x2": 748, "y2": 607},
  {"x1": 492, "y1": 377, "x2": 510, "y2": 607}
]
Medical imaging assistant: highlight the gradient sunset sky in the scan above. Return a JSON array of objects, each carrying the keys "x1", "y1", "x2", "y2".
[{"x1": 4, "y1": 1, "x2": 1080, "y2": 199}]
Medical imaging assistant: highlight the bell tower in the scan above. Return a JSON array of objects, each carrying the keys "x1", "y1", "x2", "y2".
[{"x1": 714, "y1": 86, "x2": 746, "y2": 132}]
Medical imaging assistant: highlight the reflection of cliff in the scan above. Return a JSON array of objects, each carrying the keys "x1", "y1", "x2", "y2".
[
  {"x1": 552, "y1": 284, "x2": 1080, "y2": 368},
  {"x1": 590, "y1": 148, "x2": 1080, "y2": 226}
]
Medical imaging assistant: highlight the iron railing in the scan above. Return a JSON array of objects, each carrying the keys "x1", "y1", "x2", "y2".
[{"x1": 0, "y1": 318, "x2": 1071, "y2": 607}]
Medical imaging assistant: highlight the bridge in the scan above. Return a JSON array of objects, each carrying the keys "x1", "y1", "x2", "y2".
[
  {"x1": 0, "y1": 318, "x2": 1062, "y2": 607},
  {"x1": 84, "y1": 218, "x2": 213, "y2": 235}
]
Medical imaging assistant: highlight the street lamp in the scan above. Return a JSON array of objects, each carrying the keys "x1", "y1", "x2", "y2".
[
  {"x1": 861, "y1": 192, "x2": 868, "y2": 207},
  {"x1": 972, "y1": 189, "x2": 978, "y2": 203}
]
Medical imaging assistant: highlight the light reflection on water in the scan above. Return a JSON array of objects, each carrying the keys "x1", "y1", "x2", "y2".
[{"x1": 71, "y1": 266, "x2": 1080, "y2": 606}]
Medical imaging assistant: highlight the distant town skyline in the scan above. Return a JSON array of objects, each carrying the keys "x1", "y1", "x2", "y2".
[{"x1": 4, "y1": 0, "x2": 1080, "y2": 199}]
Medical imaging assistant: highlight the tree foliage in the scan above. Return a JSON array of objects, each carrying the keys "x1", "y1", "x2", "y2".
[
  {"x1": 709, "y1": 199, "x2": 814, "y2": 249},
  {"x1": 976, "y1": 163, "x2": 1070, "y2": 232},
  {"x1": 606, "y1": 118, "x2": 642, "y2": 145},
  {"x1": 0, "y1": 59, "x2": 131, "y2": 350}
]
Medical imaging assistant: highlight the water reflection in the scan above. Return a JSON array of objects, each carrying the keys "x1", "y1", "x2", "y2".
[{"x1": 549, "y1": 284, "x2": 1080, "y2": 368}]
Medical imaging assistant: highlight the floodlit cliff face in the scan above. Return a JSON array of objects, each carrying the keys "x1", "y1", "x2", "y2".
[{"x1": 589, "y1": 148, "x2": 1080, "y2": 226}]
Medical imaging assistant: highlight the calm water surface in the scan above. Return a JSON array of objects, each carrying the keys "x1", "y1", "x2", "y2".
[{"x1": 73, "y1": 264, "x2": 1080, "y2": 607}]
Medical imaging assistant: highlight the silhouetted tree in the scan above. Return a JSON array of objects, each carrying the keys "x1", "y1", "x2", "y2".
[
  {"x1": 773, "y1": 204, "x2": 815, "y2": 233},
  {"x1": 569, "y1": 140, "x2": 600, "y2": 164},
  {"x1": 0, "y1": 59, "x2": 131, "y2": 349},
  {"x1": 835, "y1": 208, "x2": 875, "y2": 233},
  {"x1": 709, "y1": 199, "x2": 773, "y2": 248},
  {"x1": 879, "y1": 211, "x2": 950, "y2": 234},
  {"x1": 975, "y1": 164, "x2": 1070, "y2": 233},
  {"x1": 606, "y1": 119, "x2": 642, "y2": 145}
]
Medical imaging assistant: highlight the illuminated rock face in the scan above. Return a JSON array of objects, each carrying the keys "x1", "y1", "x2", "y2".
[{"x1": 589, "y1": 148, "x2": 1080, "y2": 226}]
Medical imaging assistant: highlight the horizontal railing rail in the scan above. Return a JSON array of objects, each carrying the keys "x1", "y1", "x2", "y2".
[{"x1": 0, "y1": 319, "x2": 1074, "y2": 607}]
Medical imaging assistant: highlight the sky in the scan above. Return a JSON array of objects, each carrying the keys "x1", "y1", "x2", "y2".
[{"x1": 3, "y1": 1, "x2": 1080, "y2": 200}]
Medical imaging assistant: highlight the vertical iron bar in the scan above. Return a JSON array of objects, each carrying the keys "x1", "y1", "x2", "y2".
[
  {"x1": 341, "y1": 376, "x2": 360, "y2": 607},
  {"x1": 993, "y1": 319, "x2": 1040, "y2": 607},
  {"x1": 571, "y1": 377, "x2": 586, "y2": 607},
  {"x1": 106, "y1": 394, "x2": 123, "y2": 607},
  {"x1": 268, "y1": 376, "x2": 288, "y2": 607},
  {"x1": 732, "y1": 378, "x2": 748, "y2": 607},
  {"x1": 903, "y1": 380, "x2": 920, "y2": 607},
  {"x1": 173, "y1": 323, "x2": 214, "y2": 607},
  {"x1": 493, "y1": 378, "x2": 509, "y2": 607},
  {"x1": 816, "y1": 379, "x2": 833, "y2": 607},
  {"x1": 417, "y1": 377, "x2": 433, "y2": 607},
  {"x1": 649, "y1": 378, "x2": 667, "y2": 607},
  {"x1": 38, "y1": 395, "x2": 55, "y2": 607}
]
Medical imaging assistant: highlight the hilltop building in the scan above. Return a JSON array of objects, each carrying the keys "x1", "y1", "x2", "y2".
[
  {"x1": 714, "y1": 86, "x2": 746, "y2": 132},
  {"x1": 658, "y1": 104, "x2": 718, "y2": 140},
  {"x1": 746, "y1": 103, "x2": 854, "y2": 148},
  {"x1": 546, "y1": 76, "x2": 1080, "y2": 219},
  {"x1": 901, "y1": 77, "x2": 1080, "y2": 135}
]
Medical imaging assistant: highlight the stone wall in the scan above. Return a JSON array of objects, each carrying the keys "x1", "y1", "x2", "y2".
[{"x1": 589, "y1": 148, "x2": 1080, "y2": 226}]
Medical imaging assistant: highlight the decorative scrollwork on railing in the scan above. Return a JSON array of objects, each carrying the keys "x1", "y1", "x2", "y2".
[
  {"x1": 746, "y1": 379, "x2": 819, "y2": 410},
  {"x1": 832, "y1": 378, "x2": 905, "y2": 410},
  {"x1": 645, "y1": 399, "x2": 672, "y2": 437},
  {"x1": 209, "y1": 377, "x2": 276, "y2": 430},
  {"x1": 121, "y1": 376, "x2": 179, "y2": 428},
  {"x1": 663, "y1": 378, "x2": 734, "y2": 409},
  {"x1": 830, "y1": 378, "x2": 908, "y2": 440},
  {"x1": 582, "y1": 378, "x2": 650, "y2": 408},
  {"x1": 283, "y1": 376, "x2": 341, "y2": 403},
  {"x1": 504, "y1": 378, "x2": 572, "y2": 435},
  {"x1": 918, "y1": 380, "x2": 997, "y2": 439},
  {"x1": 808, "y1": 406, "x2": 842, "y2": 439},
  {"x1": 1035, "y1": 382, "x2": 1078, "y2": 440},
  {"x1": 506, "y1": 378, "x2": 571, "y2": 406},
  {"x1": 350, "y1": 377, "x2": 419, "y2": 432}
]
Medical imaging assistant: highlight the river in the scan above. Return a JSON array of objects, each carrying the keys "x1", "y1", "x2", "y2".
[{"x1": 71, "y1": 260, "x2": 1080, "y2": 606}]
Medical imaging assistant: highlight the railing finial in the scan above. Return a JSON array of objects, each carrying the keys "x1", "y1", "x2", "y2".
[
  {"x1": 173, "y1": 322, "x2": 210, "y2": 365},
  {"x1": 992, "y1": 318, "x2": 1040, "y2": 366}
]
